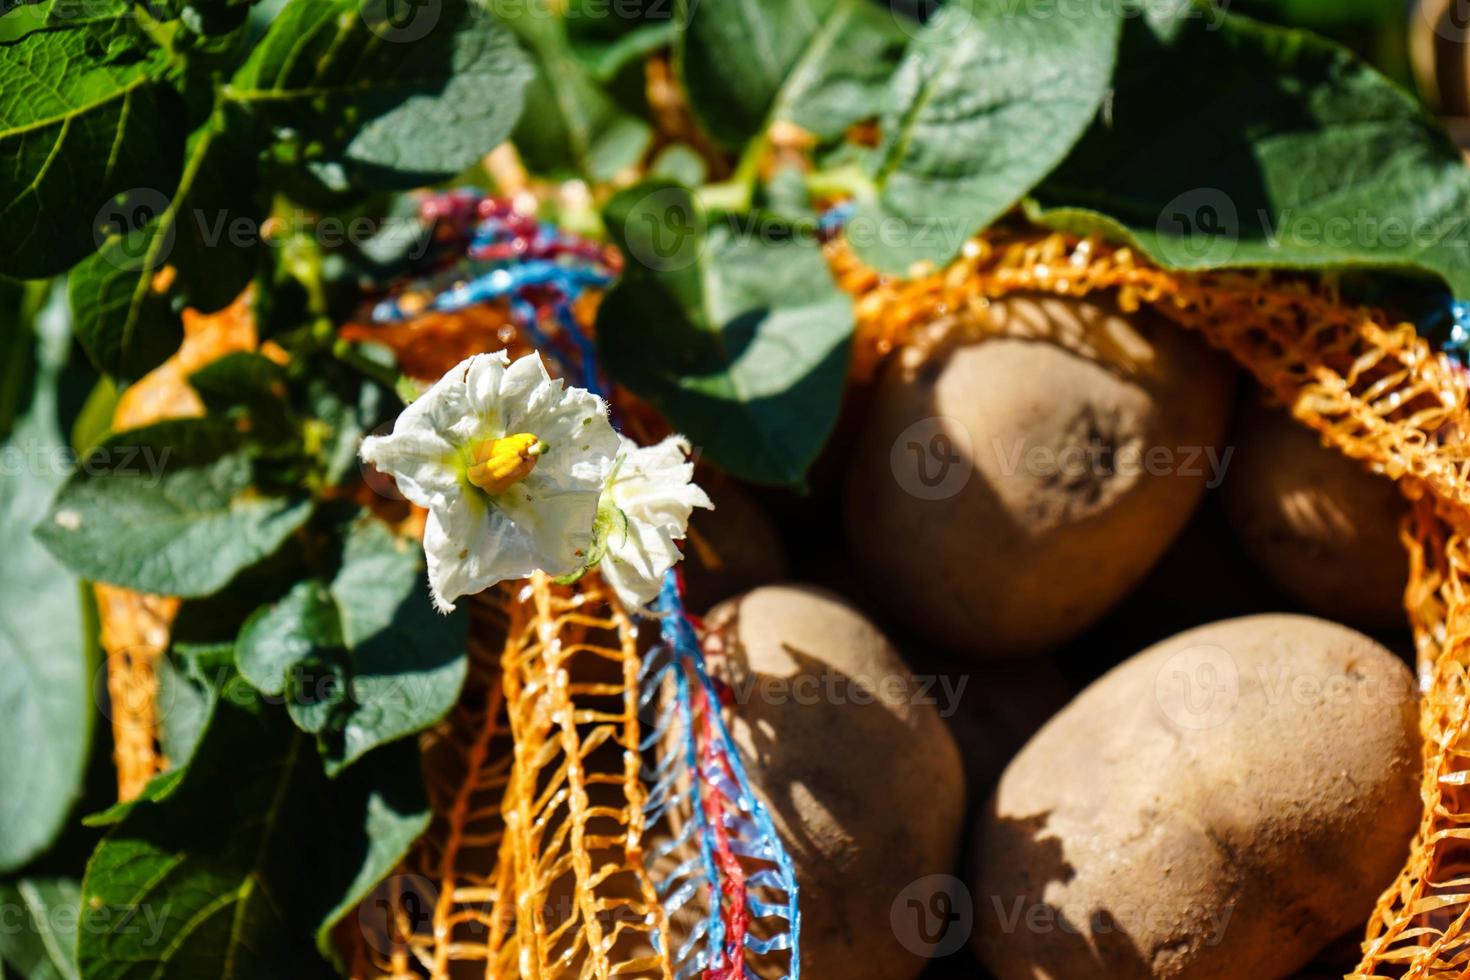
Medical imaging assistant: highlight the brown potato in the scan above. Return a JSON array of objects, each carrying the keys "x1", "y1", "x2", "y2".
[
  {"x1": 972, "y1": 614, "x2": 1420, "y2": 979},
  {"x1": 706, "y1": 585, "x2": 967, "y2": 980},
  {"x1": 1222, "y1": 398, "x2": 1409, "y2": 630},
  {"x1": 846, "y1": 295, "x2": 1234, "y2": 659}
]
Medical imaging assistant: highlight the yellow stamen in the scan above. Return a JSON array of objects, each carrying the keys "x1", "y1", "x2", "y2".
[{"x1": 467, "y1": 433, "x2": 546, "y2": 494}]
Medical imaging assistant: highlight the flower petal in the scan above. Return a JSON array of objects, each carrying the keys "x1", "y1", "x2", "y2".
[
  {"x1": 598, "y1": 435, "x2": 713, "y2": 610},
  {"x1": 463, "y1": 350, "x2": 512, "y2": 425},
  {"x1": 359, "y1": 418, "x2": 458, "y2": 508},
  {"x1": 509, "y1": 376, "x2": 618, "y2": 493},
  {"x1": 491, "y1": 479, "x2": 601, "y2": 577},
  {"x1": 423, "y1": 491, "x2": 547, "y2": 612},
  {"x1": 601, "y1": 515, "x2": 682, "y2": 610}
]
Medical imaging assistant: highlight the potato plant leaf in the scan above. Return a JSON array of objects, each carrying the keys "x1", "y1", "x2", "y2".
[
  {"x1": 0, "y1": 15, "x2": 187, "y2": 279},
  {"x1": 0, "y1": 877, "x2": 81, "y2": 980},
  {"x1": 188, "y1": 350, "x2": 294, "y2": 445},
  {"x1": 0, "y1": 281, "x2": 47, "y2": 440},
  {"x1": 1030, "y1": 8, "x2": 1470, "y2": 296},
  {"x1": 495, "y1": 0, "x2": 653, "y2": 181},
  {"x1": 0, "y1": 289, "x2": 94, "y2": 874},
  {"x1": 597, "y1": 181, "x2": 853, "y2": 486},
  {"x1": 235, "y1": 513, "x2": 468, "y2": 774},
  {"x1": 229, "y1": 0, "x2": 533, "y2": 188},
  {"x1": 35, "y1": 418, "x2": 314, "y2": 598},
  {"x1": 678, "y1": 0, "x2": 908, "y2": 150},
  {"x1": 77, "y1": 697, "x2": 430, "y2": 979},
  {"x1": 848, "y1": 0, "x2": 1119, "y2": 274},
  {"x1": 565, "y1": 0, "x2": 678, "y2": 81},
  {"x1": 236, "y1": 579, "x2": 340, "y2": 696},
  {"x1": 67, "y1": 107, "x2": 264, "y2": 383}
]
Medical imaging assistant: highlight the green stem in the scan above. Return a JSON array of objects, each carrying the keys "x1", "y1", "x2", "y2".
[
  {"x1": 804, "y1": 162, "x2": 878, "y2": 203},
  {"x1": 696, "y1": 130, "x2": 769, "y2": 214},
  {"x1": 132, "y1": 6, "x2": 180, "y2": 56}
]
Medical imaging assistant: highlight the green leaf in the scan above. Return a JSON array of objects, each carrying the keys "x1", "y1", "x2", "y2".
[
  {"x1": 565, "y1": 0, "x2": 677, "y2": 81},
  {"x1": 67, "y1": 106, "x2": 263, "y2": 383},
  {"x1": 848, "y1": 0, "x2": 1119, "y2": 274},
  {"x1": 170, "y1": 0, "x2": 259, "y2": 37},
  {"x1": 153, "y1": 653, "x2": 217, "y2": 776},
  {"x1": 678, "y1": 0, "x2": 908, "y2": 150},
  {"x1": 0, "y1": 280, "x2": 48, "y2": 441},
  {"x1": 705, "y1": 1, "x2": 904, "y2": 146},
  {"x1": 1231, "y1": 0, "x2": 1400, "y2": 29},
  {"x1": 297, "y1": 357, "x2": 388, "y2": 486},
  {"x1": 318, "y1": 514, "x2": 469, "y2": 772},
  {"x1": 188, "y1": 350, "x2": 294, "y2": 445},
  {"x1": 495, "y1": 0, "x2": 654, "y2": 181},
  {"x1": 35, "y1": 418, "x2": 314, "y2": 597},
  {"x1": 69, "y1": 378, "x2": 119, "y2": 456},
  {"x1": 649, "y1": 143, "x2": 707, "y2": 186},
  {"x1": 188, "y1": 351, "x2": 285, "y2": 410},
  {"x1": 310, "y1": 739, "x2": 431, "y2": 966},
  {"x1": 0, "y1": 877, "x2": 81, "y2": 980},
  {"x1": 236, "y1": 514, "x2": 468, "y2": 774},
  {"x1": 1030, "y1": 8, "x2": 1470, "y2": 295},
  {"x1": 598, "y1": 181, "x2": 853, "y2": 486},
  {"x1": 0, "y1": 287, "x2": 94, "y2": 873},
  {"x1": 0, "y1": 16, "x2": 187, "y2": 278},
  {"x1": 229, "y1": 0, "x2": 533, "y2": 188},
  {"x1": 77, "y1": 698, "x2": 430, "y2": 980},
  {"x1": 236, "y1": 579, "x2": 340, "y2": 696}
]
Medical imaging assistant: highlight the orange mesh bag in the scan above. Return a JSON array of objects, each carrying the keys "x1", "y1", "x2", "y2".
[{"x1": 348, "y1": 572, "x2": 674, "y2": 980}]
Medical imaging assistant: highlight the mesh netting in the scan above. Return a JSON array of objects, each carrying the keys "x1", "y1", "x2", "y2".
[
  {"x1": 639, "y1": 575, "x2": 800, "y2": 979},
  {"x1": 93, "y1": 583, "x2": 176, "y2": 801},
  {"x1": 827, "y1": 226, "x2": 1470, "y2": 979},
  {"x1": 352, "y1": 573, "x2": 677, "y2": 979}
]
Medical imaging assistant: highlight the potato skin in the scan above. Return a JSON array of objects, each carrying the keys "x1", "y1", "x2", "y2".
[
  {"x1": 707, "y1": 585, "x2": 966, "y2": 980},
  {"x1": 972, "y1": 614, "x2": 1420, "y2": 979},
  {"x1": 1222, "y1": 399, "x2": 1408, "y2": 630},
  {"x1": 846, "y1": 295, "x2": 1234, "y2": 659}
]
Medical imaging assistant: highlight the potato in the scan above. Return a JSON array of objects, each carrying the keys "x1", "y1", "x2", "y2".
[
  {"x1": 846, "y1": 294, "x2": 1234, "y2": 659},
  {"x1": 681, "y1": 481, "x2": 790, "y2": 613},
  {"x1": 1222, "y1": 399, "x2": 1408, "y2": 630},
  {"x1": 972, "y1": 614, "x2": 1419, "y2": 979},
  {"x1": 705, "y1": 585, "x2": 967, "y2": 979}
]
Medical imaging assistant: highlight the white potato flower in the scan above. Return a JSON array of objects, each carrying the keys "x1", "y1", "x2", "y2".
[
  {"x1": 595, "y1": 434, "x2": 713, "y2": 611},
  {"x1": 360, "y1": 351, "x2": 618, "y2": 612}
]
